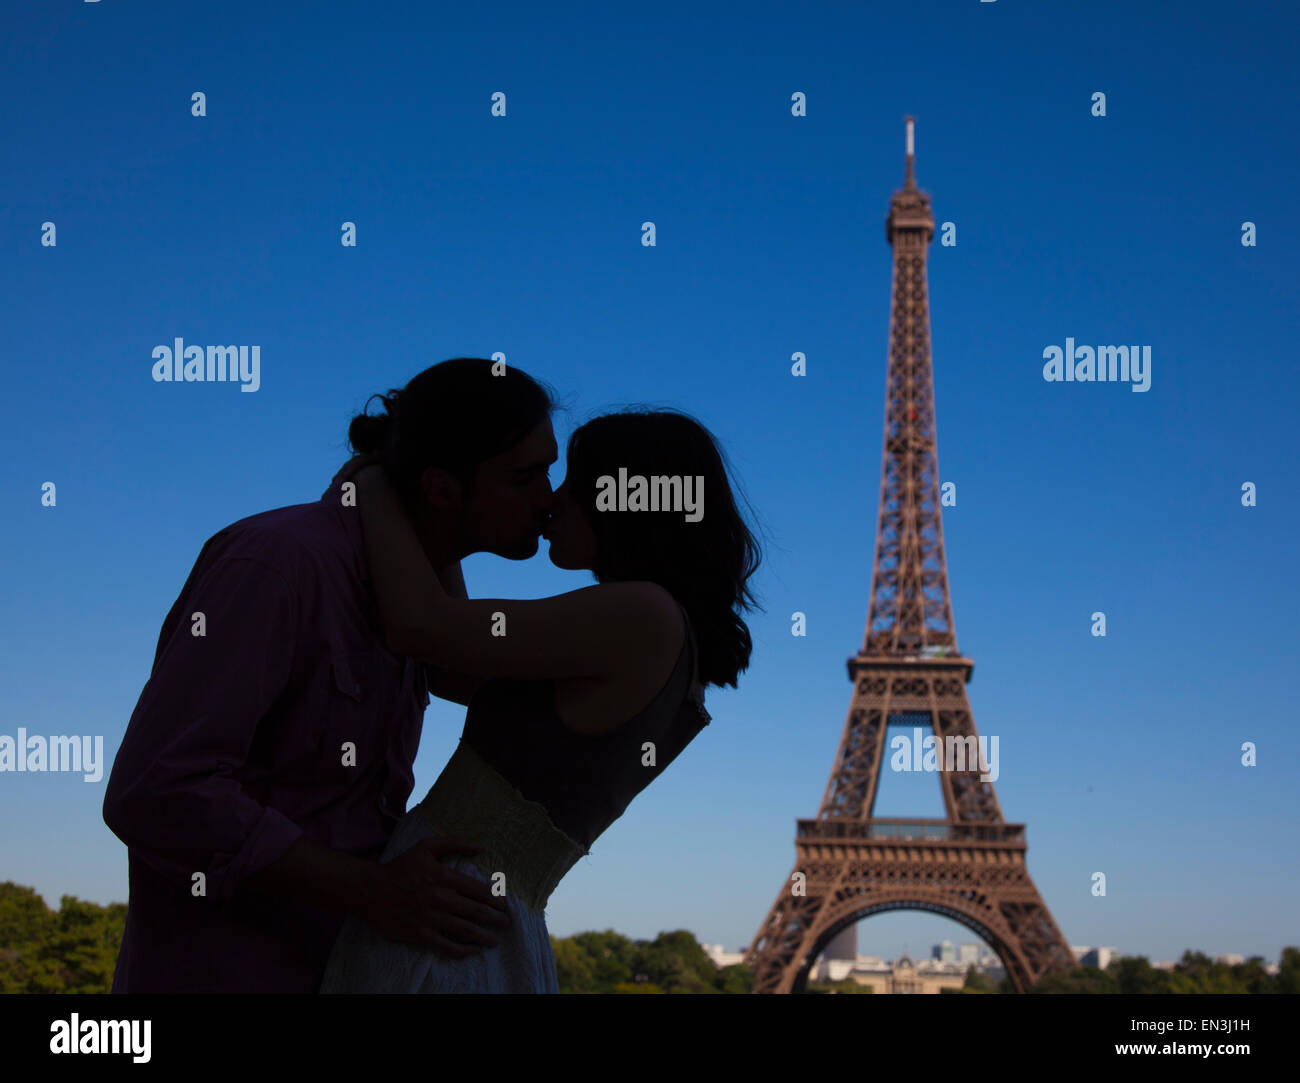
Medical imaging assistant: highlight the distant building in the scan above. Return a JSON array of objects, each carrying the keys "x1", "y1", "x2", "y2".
[
  {"x1": 931, "y1": 939, "x2": 955, "y2": 963},
  {"x1": 824, "y1": 926, "x2": 858, "y2": 961},
  {"x1": 812, "y1": 955, "x2": 857, "y2": 983},
  {"x1": 1216, "y1": 954, "x2": 1245, "y2": 966},
  {"x1": 958, "y1": 943, "x2": 981, "y2": 966},
  {"x1": 702, "y1": 944, "x2": 747, "y2": 968},
  {"x1": 859, "y1": 953, "x2": 965, "y2": 995},
  {"x1": 810, "y1": 951, "x2": 969, "y2": 993},
  {"x1": 1077, "y1": 947, "x2": 1120, "y2": 970}
]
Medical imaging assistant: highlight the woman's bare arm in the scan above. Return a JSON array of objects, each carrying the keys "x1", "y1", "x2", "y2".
[{"x1": 354, "y1": 465, "x2": 680, "y2": 682}]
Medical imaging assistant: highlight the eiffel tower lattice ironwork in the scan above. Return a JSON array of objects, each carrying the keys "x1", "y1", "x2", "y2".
[{"x1": 744, "y1": 117, "x2": 1075, "y2": 994}]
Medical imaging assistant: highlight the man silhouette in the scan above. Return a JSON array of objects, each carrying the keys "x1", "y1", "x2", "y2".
[{"x1": 103, "y1": 358, "x2": 558, "y2": 992}]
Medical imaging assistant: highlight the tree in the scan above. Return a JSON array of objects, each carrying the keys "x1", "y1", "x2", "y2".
[
  {"x1": 7, "y1": 878, "x2": 1290, "y2": 998},
  {"x1": 1032, "y1": 965, "x2": 1117, "y2": 994},
  {"x1": 550, "y1": 929, "x2": 757, "y2": 993},
  {"x1": 0, "y1": 882, "x2": 60, "y2": 992},
  {"x1": 570, "y1": 929, "x2": 635, "y2": 990},
  {"x1": 633, "y1": 930, "x2": 716, "y2": 993},
  {"x1": 1231, "y1": 956, "x2": 1273, "y2": 995},
  {"x1": 612, "y1": 981, "x2": 663, "y2": 993},
  {"x1": 0, "y1": 883, "x2": 125, "y2": 993},
  {"x1": 1171, "y1": 950, "x2": 1246, "y2": 993},
  {"x1": 1110, "y1": 956, "x2": 1173, "y2": 995},
  {"x1": 809, "y1": 978, "x2": 873, "y2": 994},
  {"x1": 550, "y1": 936, "x2": 598, "y2": 993},
  {"x1": 714, "y1": 964, "x2": 755, "y2": 995},
  {"x1": 1275, "y1": 947, "x2": 1300, "y2": 995}
]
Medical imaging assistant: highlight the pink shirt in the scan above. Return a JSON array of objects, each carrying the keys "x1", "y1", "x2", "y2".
[{"x1": 103, "y1": 479, "x2": 430, "y2": 992}]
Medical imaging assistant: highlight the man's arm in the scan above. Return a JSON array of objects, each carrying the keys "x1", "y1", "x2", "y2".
[
  {"x1": 239, "y1": 838, "x2": 377, "y2": 915},
  {"x1": 103, "y1": 553, "x2": 353, "y2": 905},
  {"x1": 104, "y1": 544, "x2": 509, "y2": 953}
]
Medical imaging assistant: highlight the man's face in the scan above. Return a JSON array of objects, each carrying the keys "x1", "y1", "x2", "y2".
[{"x1": 460, "y1": 417, "x2": 558, "y2": 559}]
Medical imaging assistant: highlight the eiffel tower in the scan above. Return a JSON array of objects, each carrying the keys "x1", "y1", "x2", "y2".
[{"x1": 744, "y1": 117, "x2": 1075, "y2": 994}]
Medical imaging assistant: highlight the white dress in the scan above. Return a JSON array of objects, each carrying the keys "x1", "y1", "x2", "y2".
[
  {"x1": 320, "y1": 604, "x2": 709, "y2": 994},
  {"x1": 318, "y1": 741, "x2": 586, "y2": 993}
]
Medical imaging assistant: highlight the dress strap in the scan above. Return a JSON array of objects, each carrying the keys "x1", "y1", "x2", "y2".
[{"x1": 678, "y1": 603, "x2": 710, "y2": 724}]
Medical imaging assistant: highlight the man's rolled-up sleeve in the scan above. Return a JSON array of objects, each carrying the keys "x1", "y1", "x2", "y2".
[{"x1": 103, "y1": 553, "x2": 305, "y2": 901}]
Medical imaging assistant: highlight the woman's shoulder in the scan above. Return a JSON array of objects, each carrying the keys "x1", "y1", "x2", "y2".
[
  {"x1": 583, "y1": 580, "x2": 686, "y2": 654},
  {"x1": 546, "y1": 585, "x2": 689, "y2": 736},
  {"x1": 593, "y1": 580, "x2": 681, "y2": 622}
]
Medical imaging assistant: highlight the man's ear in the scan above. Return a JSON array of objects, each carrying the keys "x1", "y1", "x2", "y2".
[{"x1": 419, "y1": 466, "x2": 465, "y2": 512}]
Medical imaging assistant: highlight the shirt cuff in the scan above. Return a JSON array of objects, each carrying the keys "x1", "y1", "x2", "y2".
[{"x1": 207, "y1": 804, "x2": 304, "y2": 902}]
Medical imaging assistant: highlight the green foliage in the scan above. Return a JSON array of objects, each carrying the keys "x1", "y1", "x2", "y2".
[
  {"x1": 550, "y1": 935, "x2": 598, "y2": 991},
  {"x1": 0, "y1": 882, "x2": 125, "y2": 993},
  {"x1": 961, "y1": 965, "x2": 999, "y2": 993},
  {"x1": 714, "y1": 963, "x2": 756, "y2": 995},
  {"x1": 1276, "y1": 947, "x2": 1300, "y2": 994},
  {"x1": 1032, "y1": 964, "x2": 1118, "y2": 994},
  {"x1": 807, "y1": 978, "x2": 873, "y2": 993},
  {"x1": 1232, "y1": 955, "x2": 1274, "y2": 995},
  {"x1": 550, "y1": 928, "x2": 754, "y2": 994},
  {"x1": 1032, "y1": 948, "x2": 1300, "y2": 994},
  {"x1": 1111, "y1": 955, "x2": 1173, "y2": 994},
  {"x1": 2, "y1": 879, "x2": 1291, "y2": 997},
  {"x1": 612, "y1": 981, "x2": 663, "y2": 994},
  {"x1": 635, "y1": 929, "x2": 715, "y2": 993}
]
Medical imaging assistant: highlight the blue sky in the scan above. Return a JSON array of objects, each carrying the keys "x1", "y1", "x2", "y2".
[{"x1": 2, "y1": 1, "x2": 1297, "y2": 969}]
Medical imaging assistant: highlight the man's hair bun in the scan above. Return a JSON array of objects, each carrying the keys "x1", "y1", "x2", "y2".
[{"x1": 348, "y1": 390, "x2": 400, "y2": 455}]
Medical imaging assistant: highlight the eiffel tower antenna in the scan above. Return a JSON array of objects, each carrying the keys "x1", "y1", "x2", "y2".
[
  {"x1": 744, "y1": 117, "x2": 1076, "y2": 994},
  {"x1": 904, "y1": 114, "x2": 915, "y2": 187}
]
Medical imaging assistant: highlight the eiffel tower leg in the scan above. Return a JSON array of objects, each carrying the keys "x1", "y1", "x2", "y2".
[
  {"x1": 998, "y1": 897, "x2": 1077, "y2": 992},
  {"x1": 929, "y1": 675, "x2": 1003, "y2": 823},
  {"x1": 745, "y1": 866, "x2": 834, "y2": 994}
]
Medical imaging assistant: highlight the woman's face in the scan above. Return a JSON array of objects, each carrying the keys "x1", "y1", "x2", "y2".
[{"x1": 541, "y1": 474, "x2": 598, "y2": 571}]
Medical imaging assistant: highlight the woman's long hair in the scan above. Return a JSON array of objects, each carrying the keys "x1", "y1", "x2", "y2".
[{"x1": 563, "y1": 409, "x2": 762, "y2": 689}]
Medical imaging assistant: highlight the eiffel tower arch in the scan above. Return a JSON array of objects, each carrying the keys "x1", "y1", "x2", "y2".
[{"x1": 744, "y1": 118, "x2": 1076, "y2": 994}]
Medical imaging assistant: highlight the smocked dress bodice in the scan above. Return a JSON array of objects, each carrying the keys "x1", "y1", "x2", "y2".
[
  {"x1": 319, "y1": 604, "x2": 713, "y2": 992},
  {"x1": 409, "y1": 603, "x2": 711, "y2": 911}
]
